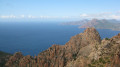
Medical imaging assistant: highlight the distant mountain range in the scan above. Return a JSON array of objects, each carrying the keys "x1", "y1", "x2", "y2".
[{"x1": 62, "y1": 19, "x2": 120, "y2": 31}]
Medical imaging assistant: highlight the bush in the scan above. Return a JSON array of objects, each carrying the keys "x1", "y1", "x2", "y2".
[
  {"x1": 72, "y1": 53, "x2": 77, "y2": 60},
  {"x1": 105, "y1": 38, "x2": 109, "y2": 40},
  {"x1": 88, "y1": 64, "x2": 92, "y2": 67},
  {"x1": 99, "y1": 58, "x2": 106, "y2": 64},
  {"x1": 99, "y1": 65, "x2": 104, "y2": 67}
]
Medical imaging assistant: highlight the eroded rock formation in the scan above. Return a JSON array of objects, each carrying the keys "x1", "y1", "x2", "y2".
[{"x1": 5, "y1": 28, "x2": 120, "y2": 67}]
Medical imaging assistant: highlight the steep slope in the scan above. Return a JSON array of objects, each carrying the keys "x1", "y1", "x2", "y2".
[
  {"x1": 4, "y1": 28, "x2": 120, "y2": 67},
  {"x1": 80, "y1": 19, "x2": 120, "y2": 31},
  {"x1": 63, "y1": 19, "x2": 120, "y2": 31},
  {"x1": 66, "y1": 32, "x2": 120, "y2": 67},
  {"x1": 0, "y1": 51, "x2": 12, "y2": 67},
  {"x1": 80, "y1": 19, "x2": 101, "y2": 28}
]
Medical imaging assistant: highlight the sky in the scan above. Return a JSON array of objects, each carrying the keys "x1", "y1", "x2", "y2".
[{"x1": 0, "y1": 0, "x2": 120, "y2": 22}]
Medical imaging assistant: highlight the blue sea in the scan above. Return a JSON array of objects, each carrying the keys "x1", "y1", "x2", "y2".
[{"x1": 0, "y1": 22, "x2": 120, "y2": 56}]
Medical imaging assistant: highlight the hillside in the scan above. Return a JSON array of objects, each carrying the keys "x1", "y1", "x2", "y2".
[
  {"x1": 80, "y1": 19, "x2": 120, "y2": 31},
  {"x1": 0, "y1": 51, "x2": 12, "y2": 67},
  {"x1": 1, "y1": 28, "x2": 120, "y2": 67},
  {"x1": 63, "y1": 19, "x2": 120, "y2": 31}
]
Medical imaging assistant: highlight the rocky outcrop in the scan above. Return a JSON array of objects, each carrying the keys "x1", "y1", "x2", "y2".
[
  {"x1": 5, "y1": 52, "x2": 23, "y2": 67},
  {"x1": 64, "y1": 28, "x2": 101, "y2": 59},
  {"x1": 0, "y1": 51, "x2": 11, "y2": 67},
  {"x1": 4, "y1": 28, "x2": 120, "y2": 67},
  {"x1": 65, "y1": 29, "x2": 120, "y2": 67}
]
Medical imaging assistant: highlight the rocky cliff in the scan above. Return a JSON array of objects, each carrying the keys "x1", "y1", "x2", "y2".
[
  {"x1": 4, "y1": 28, "x2": 120, "y2": 67},
  {"x1": 0, "y1": 51, "x2": 11, "y2": 67}
]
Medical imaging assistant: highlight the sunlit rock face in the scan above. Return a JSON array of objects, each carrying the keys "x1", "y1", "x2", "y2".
[{"x1": 5, "y1": 28, "x2": 120, "y2": 67}]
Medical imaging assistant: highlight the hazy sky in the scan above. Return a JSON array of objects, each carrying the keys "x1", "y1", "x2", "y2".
[{"x1": 0, "y1": 0, "x2": 120, "y2": 21}]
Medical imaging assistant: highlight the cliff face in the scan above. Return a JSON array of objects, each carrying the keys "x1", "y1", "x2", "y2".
[
  {"x1": 5, "y1": 28, "x2": 120, "y2": 67},
  {"x1": 0, "y1": 51, "x2": 11, "y2": 67},
  {"x1": 66, "y1": 31, "x2": 120, "y2": 67}
]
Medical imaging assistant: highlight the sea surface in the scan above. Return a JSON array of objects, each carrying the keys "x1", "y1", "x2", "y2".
[{"x1": 0, "y1": 22, "x2": 120, "y2": 56}]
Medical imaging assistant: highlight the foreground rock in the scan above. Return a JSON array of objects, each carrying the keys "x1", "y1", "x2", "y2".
[
  {"x1": 0, "y1": 51, "x2": 11, "y2": 67},
  {"x1": 5, "y1": 28, "x2": 120, "y2": 67}
]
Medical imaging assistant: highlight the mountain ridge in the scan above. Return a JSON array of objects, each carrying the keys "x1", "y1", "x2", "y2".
[
  {"x1": 1, "y1": 28, "x2": 120, "y2": 67},
  {"x1": 63, "y1": 19, "x2": 120, "y2": 31}
]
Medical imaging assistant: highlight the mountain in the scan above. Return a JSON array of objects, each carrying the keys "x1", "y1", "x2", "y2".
[
  {"x1": 80, "y1": 19, "x2": 120, "y2": 31},
  {"x1": 63, "y1": 19, "x2": 120, "y2": 31},
  {"x1": 2, "y1": 28, "x2": 120, "y2": 67},
  {"x1": 62, "y1": 19, "x2": 89, "y2": 26}
]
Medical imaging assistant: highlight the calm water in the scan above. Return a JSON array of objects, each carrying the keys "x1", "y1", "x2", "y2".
[{"x1": 0, "y1": 22, "x2": 120, "y2": 56}]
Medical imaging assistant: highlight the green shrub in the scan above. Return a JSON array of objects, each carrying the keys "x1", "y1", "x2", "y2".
[
  {"x1": 88, "y1": 64, "x2": 92, "y2": 67},
  {"x1": 105, "y1": 38, "x2": 109, "y2": 40},
  {"x1": 72, "y1": 53, "x2": 77, "y2": 60},
  {"x1": 99, "y1": 65, "x2": 104, "y2": 67},
  {"x1": 99, "y1": 58, "x2": 106, "y2": 64}
]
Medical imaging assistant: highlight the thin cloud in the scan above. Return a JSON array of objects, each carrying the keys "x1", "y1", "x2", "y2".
[
  {"x1": 20, "y1": 15, "x2": 25, "y2": 18},
  {"x1": 109, "y1": 15, "x2": 120, "y2": 20},
  {"x1": 0, "y1": 12, "x2": 120, "y2": 20},
  {"x1": 0, "y1": 15, "x2": 16, "y2": 18},
  {"x1": 28, "y1": 15, "x2": 37, "y2": 18},
  {"x1": 80, "y1": 14, "x2": 88, "y2": 17},
  {"x1": 117, "y1": 11, "x2": 120, "y2": 14},
  {"x1": 80, "y1": 12, "x2": 120, "y2": 20}
]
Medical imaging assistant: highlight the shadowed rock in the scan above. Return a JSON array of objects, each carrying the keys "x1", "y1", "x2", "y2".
[{"x1": 4, "y1": 28, "x2": 120, "y2": 67}]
